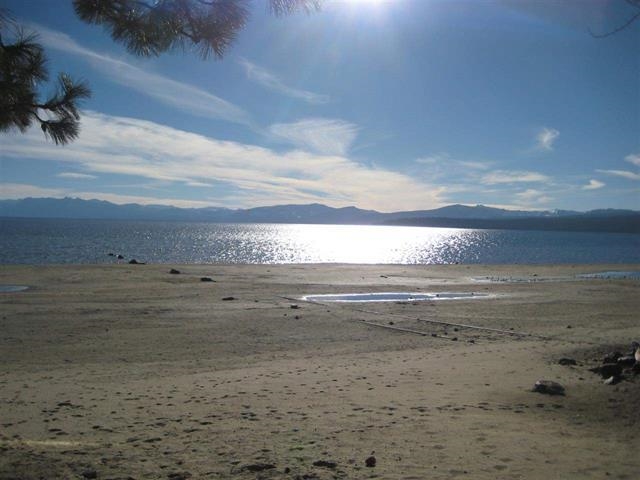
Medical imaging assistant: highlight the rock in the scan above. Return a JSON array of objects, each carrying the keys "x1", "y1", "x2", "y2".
[
  {"x1": 200, "y1": 277, "x2": 214, "y2": 282},
  {"x1": 558, "y1": 358, "x2": 577, "y2": 366},
  {"x1": 222, "y1": 296, "x2": 236, "y2": 301},
  {"x1": 532, "y1": 380, "x2": 565, "y2": 396},
  {"x1": 631, "y1": 363, "x2": 640, "y2": 375},
  {"x1": 590, "y1": 363, "x2": 622, "y2": 379},
  {"x1": 116, "y1": 254, "x2": 124, "y2": 259},
  {"x1": 167, "y1": 473, "x2": 191, "y2": 480},
  {"x1": 312, "y1": 460, "x2": 337, "y2": 469},
  {"x1": 128, "y1": 259, "x2": 145, "y2": 265},
  {"x1": 240, "y1": 463, "x2": 275, "y2": 472},
  {"x1": 365, "y1": 456, "x2": 376, "y2": 468},
  {"x1": 617, "y1": 355, "x2": 636, "y2": 367},
  {"x1": 107, "y1": 253, "x2": 115, "y2": 257},
  {"x1": 603, "y1": 351, "x2": 623, "y2": 364},
  {"x1": 81, "y1": 469, "x2": 97, "y2": 479},
  {"x1": 169, "y1": 269, "x2": 181, "y2": 274},
  {"x1": 290, "y1": 304, "x2": 300, "y2": 309},
  {"x1": 603, "y1": 375, "x2": 620, "y2": 385}
]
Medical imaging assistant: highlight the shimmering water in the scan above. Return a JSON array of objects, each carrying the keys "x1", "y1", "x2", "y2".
[{"x1": 1, "y1": 218, "x2": 639, "y2": 265}]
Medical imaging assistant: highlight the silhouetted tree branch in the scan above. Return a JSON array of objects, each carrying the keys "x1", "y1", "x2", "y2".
[
  {"x1": 590, "y1": 0, "x2": 640, "y2": 38},
  {"x1": 0, "y1": 11, "x2": 91, "y2": 145},
  {"x1": 73, "y1": 0, "x2": 321, "y2": 59}
]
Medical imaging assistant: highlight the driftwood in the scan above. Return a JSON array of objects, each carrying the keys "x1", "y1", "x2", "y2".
[{"x1": 277, "y1": 295, "x2": 547, "y2": 340}]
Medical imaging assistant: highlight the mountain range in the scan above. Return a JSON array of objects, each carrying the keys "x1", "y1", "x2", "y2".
[{"x1": 1, "y1": 197, "x2": 638, "y2": 233}]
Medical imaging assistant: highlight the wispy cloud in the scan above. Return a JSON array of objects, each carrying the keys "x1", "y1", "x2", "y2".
[
  {"x1": 56, "y1": 172, "x2": 97, "y2": 180},
  {"x1": 625, "y1": 153, "x2": 640, "y2": 167},
  {"x1": 1, "y1": 111, "x2": 445, "y2": 212},
  {"x1": 481, "y1": 170, "x2": 549, "y2": 184},
  {"x1": 515, "y1": 189, "x2": 552, "y2": 205},
  {"x1": 35, "y1": 25, "x2": 251, "y2": 126},
  {"x1": 0, "y1": 183, "x2": 67, "y2": 199},
  {"x1": 536, "y1": 127, "x2": 559, "y2": 151},
  {"x1": 238, "y1": 58, "x2": 330, "y2": 104},
  {"x1": 582, "y1": 179, "x2": 605, "y2": 190},
  {"x1": 596, "y1": 169, "x2": 640, "y2": 181},
  {"x1": 269, "y1": 118, "x2": 358, "y2": 156}
]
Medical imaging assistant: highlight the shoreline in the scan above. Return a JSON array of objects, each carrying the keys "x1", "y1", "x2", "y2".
[{"x1": 1, "y1": 264, "x2": 638, "y2": 479}]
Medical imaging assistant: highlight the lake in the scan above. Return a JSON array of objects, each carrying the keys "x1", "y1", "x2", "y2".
[{"x1": 1, "y1": 218, "x2": 639, "y2": 265}]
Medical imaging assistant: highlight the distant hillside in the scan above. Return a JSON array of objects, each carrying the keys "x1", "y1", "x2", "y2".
[{"x1": 0, "y1": 197, "x2": 638, "y2": 233}]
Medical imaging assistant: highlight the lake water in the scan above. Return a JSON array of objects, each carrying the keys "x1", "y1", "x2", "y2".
[{"x1": 1, "y1": 218, "x2": 639, "y2": 265}]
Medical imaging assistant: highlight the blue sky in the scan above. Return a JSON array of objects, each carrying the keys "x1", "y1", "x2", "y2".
[{"x1": 0, "y1": 0, "x2": 638, "y2": 212}]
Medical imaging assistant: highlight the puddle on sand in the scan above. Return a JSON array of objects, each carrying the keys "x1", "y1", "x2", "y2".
[
  {"x1": 0, "y1": 285, "x2": 29, "y2": 293},
  {"x1": 301, "y1": 292, "x2": 487, "y2": 303}
]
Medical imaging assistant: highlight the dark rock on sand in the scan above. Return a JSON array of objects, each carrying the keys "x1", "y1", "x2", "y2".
[
  {"x1": 603, "y1": 352, "x2": 623, "y2": 364},
  {"x1": 81, "y1": 468, "x2": 98, "y2": 479},
  {"x1": 558, "y1": 358, "x2": 577, "y2": 366},
  {"x1": 313, "y1": 460, "x2": 337, "y2": 469},
  {"x1": 240, "y1": 463, "x2": 276, "y2": 472},
  {"x1": 169, "y1": 269, "x2": 181, "y2": 274},
  {"x1": 167, "y1": 472, "x2": 192, "y2": 480},
  {"x1": 590, "y1": 363, "x2": 623, "y2": 379},
  {"x1": 117, "y1": 254, "x2": 124, "y2": 259},
  {"x1": 603, "y1": 375, "x2": 621, "y2": 385},
  {"x1": 617, "y1": 355, "x2": 636, "y2": 367},
  {"x1": 532, "y1": 380, "x2": 565, "y2": 396},
  {"x1": 128, "y1": 259, "x2": 145, "y2": 265},
  {"x1": 365, "y1": 456, "x2": 377, "y2": 468},
  {"x1": 222, "y1": 296, "x2": 236, "y2": 301},
  {"x1": 200, "y1": 277, "x2": 214, "y2": 282}
]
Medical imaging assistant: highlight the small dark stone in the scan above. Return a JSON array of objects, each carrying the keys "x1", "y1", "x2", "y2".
[
  {"x1": 107, "y1": 253, "x2": 115, "y2": 257},
  {"x1": 167, "y1": 473, "x2": 191, "y2": 480},
  {"x1": 222, "y1": 296, "x2": 235, "y2": 301},
  {"x1": 200, "y1": 277, "x2": 214, "y2": 282},
  {"x1": 590, "y1": 363, "x2": 623, "y2": 379},
  {"x1": 558, "y1": 358, "x2": 577, "y2": 366},
  {"x1": 82, "y1": 469, "x2": 97, "y2": 479},
  {"x1": 240, "y1": 463, "x2": 275, "y2": 472},
  {"x1": 313, "y1": 460, "x2": 337, "y2": 469},
  {"x1": 284, "y1": 467, "x2": 291, "y2": 474},
  {"x1": 388, "y1": 321, "x2": 395, "y2": 325},
  {"x1": 169, "y1": 269, "x2": 180, "y2": 274},
  {"x1": 532, "y1": 380, "x2": 565, "y2": 396},
  {"x1": 116, "y1": 254, "x2": 124, "y2": 259},
  {"x1": 566, "y1": 325, "x2": 572, "y2": 329},
  {"x1": 290, "y1": 304, "x2": 300, "y2": 309},
  {"x1": 365, "y1": 456, "x2": 376, "y2": 468},
  {"x1": 128, "y1": 259, "x2": 145, "y2": 265}
]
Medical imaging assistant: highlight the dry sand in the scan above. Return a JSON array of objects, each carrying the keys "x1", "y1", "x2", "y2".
[{"x1": 0, "y1": 264, "x2": 638, "y2": 479}]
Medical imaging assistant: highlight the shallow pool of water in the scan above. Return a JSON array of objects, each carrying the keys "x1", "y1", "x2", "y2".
[
  {"x1": 301, "y1": 292, "x2": 486, "y2": 303},
  {"x1": 0, "y1": 285, "x2": 29, "y2": 293},
  {"x1": 577, "y1": 271, "x2": 640, "y2": 280}
]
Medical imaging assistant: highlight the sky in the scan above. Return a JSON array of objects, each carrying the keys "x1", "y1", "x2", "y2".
[{"x1": 0, "y1": 0, "x2": 638, "y2": 212}]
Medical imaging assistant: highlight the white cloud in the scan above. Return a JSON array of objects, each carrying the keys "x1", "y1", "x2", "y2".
[
  {"x1": 35, "y1": 25, "x2": 251, "y2": 126},
  {"x1": 582, "y1": 179, "x2": 605, "y2": 190},
  {"x1": 536, "y1": 127, "x2": 559, "y2": 151},
  {"x1": 1, "y1": 111, "x2": 445, "y2": 212},
  {"x1": 56, "y1": 172, "x2": 97, "y2": 180},
  {"x1": 625, "y1": 153, "x2": 640, "y2": 167},
  {"x1": 596, "y1": 169, "x2": 640, "y2": 181},
  {"x1": 515, "y1": 189, "x2": 552, "y2": 205},
  {"x1": 481, "y1": 170, "x2": 550, "y2": 184},
  {"x1": 238, "y1": 58, "x2": 329, "y2": 104},
  {"x1": 269, "y1": 118, "x2": 358, "y2": 155},
  {"x1": 0, "y1": 183, "x2": 67, "y2": 199}
]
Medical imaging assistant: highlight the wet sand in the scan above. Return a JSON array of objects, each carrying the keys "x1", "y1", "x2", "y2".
[{"x1": 0, "y1": 264, "x2": 639, "y2": 479}]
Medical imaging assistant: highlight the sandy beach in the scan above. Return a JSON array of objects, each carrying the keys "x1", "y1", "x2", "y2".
[{"x1": 0, "y1": 263, "x2": 638, "y2": 479}]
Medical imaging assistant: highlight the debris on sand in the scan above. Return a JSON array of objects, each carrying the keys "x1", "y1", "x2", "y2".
[{"x1": 532, "y1": 380, "x2": 565, "y2": 396}]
